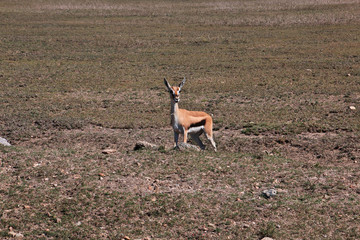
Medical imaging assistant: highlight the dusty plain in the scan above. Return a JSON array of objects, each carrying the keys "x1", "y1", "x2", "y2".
[{"x1": 1, "y1": 0, "x2": 360, "y2": 239}]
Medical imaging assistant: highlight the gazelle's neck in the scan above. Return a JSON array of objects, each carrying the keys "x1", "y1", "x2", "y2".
[
  {"x1": 170, "y1": 100, "x2": 179, "y2": 114},
  {"x1": 170, "y1": 100, "x2": 179, "y2": 124}
]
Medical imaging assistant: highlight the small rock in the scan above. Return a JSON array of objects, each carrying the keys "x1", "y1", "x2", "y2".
[
  {"x1": 177, "y1": 142, "x2": 200, "y2": 151},
  {"x1": 349, "y1": 106, "x2": 356, "y2": 110},
  {"x1": 0, "y1": 137, "x2": 11, "y2": 146},
  {"x1": 208, "y1": 223, "x2": 217, "y2": 229},
  {"x1": 102, "y1": 148, "x2": 117, "y2": 154},
  {"x1": 8, "y1": 230, "x2": 24, "y2": 238},
  {"x1": 75, "y1": 221, "x2": 82, "y2": 226},
  {"x1": 134, "y1": 141, "x2": 159, "y2": 151},
  {"x1": 242, "y1": 223, "x2": 250, "y2": 228},
  {"x1": 261, "y1": 237, "x2": 274, "y2": 240},
  {"x1": 262, "y1": 189, "x2": 277, "y2": 198}
]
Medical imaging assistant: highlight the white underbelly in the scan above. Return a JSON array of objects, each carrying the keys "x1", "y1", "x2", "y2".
[{"x1": 188, "y1": 126, "x2": 204, "y2": 133}]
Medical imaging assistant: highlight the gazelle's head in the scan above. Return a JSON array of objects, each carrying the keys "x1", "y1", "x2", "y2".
[{"x1": 164, "y1": 77, "x2": 186, "y2": 103}]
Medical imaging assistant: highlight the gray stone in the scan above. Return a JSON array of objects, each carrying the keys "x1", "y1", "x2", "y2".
[
  {"x1": 102, "y1": 148, "x2": 117, "y2": 154},
  {"x1": 134, "y1": 141, "x2": 159, "y2": 151},
  {"x1": 0, "y1": 137, "x2": 11, "y2": 146},
  {"x1": 262, "y1": 189, "x2": 277, "y2": 198},
  {"x1": 177, "y1": 142, "x2": 200, "y2": 152}
]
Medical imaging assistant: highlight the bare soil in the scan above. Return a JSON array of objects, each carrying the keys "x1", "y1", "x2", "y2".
[{"x1": 1, "y1": 0, "x2": 360, "y2": 238}]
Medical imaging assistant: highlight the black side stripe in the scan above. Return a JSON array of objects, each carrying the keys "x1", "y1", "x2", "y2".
[{"x1": 189, "y1": 119, "x2": 206, "y2": 129}]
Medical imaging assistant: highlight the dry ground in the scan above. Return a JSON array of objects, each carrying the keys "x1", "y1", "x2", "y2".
[
  {"x1": 1, "y1": 0, "x2": 360, "y2": 239},
  {"x1": 1, "y1": 126, "x2": 359, "y2": 239}
]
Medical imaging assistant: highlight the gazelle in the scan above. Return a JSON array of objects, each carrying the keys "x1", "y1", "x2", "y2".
[{"x1": 164, "y1": 77, "x2": 217, "y2": 152}]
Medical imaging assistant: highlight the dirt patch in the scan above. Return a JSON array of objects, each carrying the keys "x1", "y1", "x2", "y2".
[
  {"x1": 1, "y1": 0, "x2": 360, "y2": 238},
  {"x1": 217, "y1": 128, "x2": 359, "y2": 162},
  {"x1": 2, "y1": 126, "x2": 360, "y2": 239},
  {"x1": 18, "y1": 125, "x2": 360, "y2": 165}
]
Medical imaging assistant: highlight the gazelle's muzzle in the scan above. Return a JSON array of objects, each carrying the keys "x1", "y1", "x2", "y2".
[{"x1": 171, "y1": 92, "x2": 180, "y2": 102}]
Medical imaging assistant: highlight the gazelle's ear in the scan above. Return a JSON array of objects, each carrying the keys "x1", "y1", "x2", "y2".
[
  {"x1": 164, "y1": 78, "x2": 173, "y2": 92},
  {"x1": 179, "y1": 77, "x2": 186, "y2": 90}
]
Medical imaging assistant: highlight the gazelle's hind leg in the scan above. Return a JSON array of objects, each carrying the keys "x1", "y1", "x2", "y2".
[
  {"x1": 204, "y1": 117, "x2": 217, "y2": 152},
  {"x1": 190, "y1": 131, "x2": 205, "y2": 150},
  {"x1": 206, "y1": 134, "x2": 217, "y2": 152}
]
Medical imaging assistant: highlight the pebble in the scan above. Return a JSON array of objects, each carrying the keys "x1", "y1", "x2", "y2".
[
  {"x1": 0, "y1": 137, "x2": 11, "y2": 146},
  {"x1": 102, "y1": 148, "x2": 117, "y2": 154},
  {"x1": 9, "y1": 231, "x2": 24, "y2": 238},
  {"x1": 242, "y1": 223, "x2": 250, "y2": 228},
  {"x1": 8, "y1": 227, "x2": 23, "y2": 238},
  {"x1": 262, "y1": 189, "x2": 277, "y2": 198},
  {"x1": 134, "y1": 141, "x2": 159, "y2": 151}
]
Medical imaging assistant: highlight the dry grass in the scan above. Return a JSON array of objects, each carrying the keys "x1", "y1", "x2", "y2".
[
  {"x1": 1, "y1": 0, "x2": 360, "y2": 239},
  {"x1": 2, "y1": 0, "x2": 360, "y2": 25}
]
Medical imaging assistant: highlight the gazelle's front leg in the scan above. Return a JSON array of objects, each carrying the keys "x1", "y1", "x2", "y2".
[
  {"x1": 174, "y1": 131, "x2": 179, "y2": 148},
  {"x1": 183, "y1": 129, "x2": 188, "y2": 143}
]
